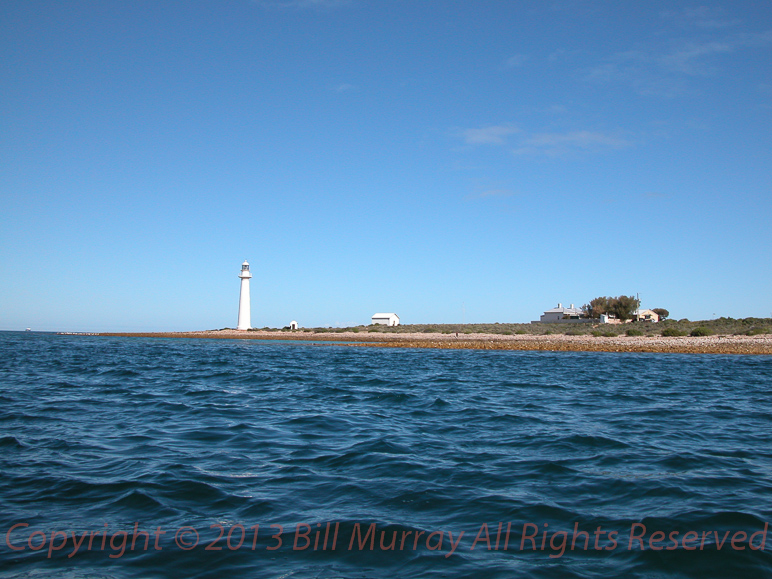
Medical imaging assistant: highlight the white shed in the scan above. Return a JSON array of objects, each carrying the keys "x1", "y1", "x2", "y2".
[
  {"x1": 290, "y1": 321, "x2": 298, "y2": 330},
  {"x1": 371, "y1": 313, "x2": 400, "y2": 326}
]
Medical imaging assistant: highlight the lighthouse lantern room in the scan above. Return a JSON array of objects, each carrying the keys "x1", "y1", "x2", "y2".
[{"x1": 237, "y1": 260, "x2": 252, "y2": 330}]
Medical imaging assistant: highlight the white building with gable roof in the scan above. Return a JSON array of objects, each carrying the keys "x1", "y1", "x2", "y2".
[{"x1": 371, "y1": 313, "x2": 400, "y2": 326}]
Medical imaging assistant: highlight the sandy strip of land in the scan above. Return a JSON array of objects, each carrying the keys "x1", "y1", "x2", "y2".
[{"x1": 94, "y1": 330, "x2": 772, "y2": 355}]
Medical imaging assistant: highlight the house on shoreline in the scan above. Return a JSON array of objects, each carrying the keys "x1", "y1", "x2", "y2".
[
  {"x1": 535, "y1": 303, "x2": 587, "y2": 324},
  {"x1": 533, "y1": 303, "x2": 661, "y2": 324},
  {"x1": 633, "y1": 309, "x2": 660, "y2": 323},
  {"x1": 600, "y1": 309, "x2": 661, "y2": 324}
]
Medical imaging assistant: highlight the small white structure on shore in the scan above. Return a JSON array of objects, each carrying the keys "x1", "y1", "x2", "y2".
[
  {"x1": 290, "y1": 321, "x2": 298, "y2": 330},
  {"x1": 237, "y1": 260, "x2": 252, "y2": 331},
  {"x1": 371, "y1": 313, "x2": 400, "y2": 326},
  {"x1": 539, "y1": 303, "x2": 585, "y2": 323}
]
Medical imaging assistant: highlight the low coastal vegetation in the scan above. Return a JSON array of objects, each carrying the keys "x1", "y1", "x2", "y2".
[
  {"x1": 250, "y1": 317, "x2": 772, "y2": 337},
  {"x1": 689, "y1": 327, "x2": 714, "y2": 337},
  {"x1": 661, "y1": 327, "x2": 687, "y2": 337}
]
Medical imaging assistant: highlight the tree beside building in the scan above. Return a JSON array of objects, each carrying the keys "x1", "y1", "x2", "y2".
[
  {"x1": 581, "y1": 295, "x2": 641, "y2": 322},
  {"x1": 652, "y1": 308, "x2": 670, "y2": 320}
]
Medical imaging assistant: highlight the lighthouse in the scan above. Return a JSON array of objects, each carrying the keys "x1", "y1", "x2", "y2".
[{"x1": 237, "y1": 260, "x2": 252, "y2": 330}]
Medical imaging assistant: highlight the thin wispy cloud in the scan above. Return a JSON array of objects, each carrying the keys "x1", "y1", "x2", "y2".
[
  {"x1": 457, "y1": 124, "x2": 630, "y2": 157},
  {"x1": 586, "y1": 57, "x2": 687, "y2": 97},
  {"x1": 660, "y1": 41, "x2": 733, "y2": 75},
  {"x1": 548, "y1": 48, "x2": 584, "y2": 63},
  {"x1": 260, "y1": 0, "x2": 352, "y2": 9},
  {"x1": 331, "y1": 83, "x2": 357, "y2": 92},
  {"x1": 512, "y1": 130, "x2": 631, "y2": 156},
  {"x1": 504, "y1": 54, "x2": 528, "y2": 68},
  {"x1": 460, "y1": 125, "x2": 519, "y2": 145},
  {"x1": 465, "y1": 186, "x2": 518, "y2": 202},
  {"x1": 586, "y1": 29, "x2": 772, "y2": 95},
  {"x1": 478, "y1": 188, "x2": 515, "y2": 199},
  {"x1": 737, "y1": 29, "x2": 772, "y2": 48},
  {"x1": 541, "y1": 104, "x2": 568, "y2": 114},
  {"x1": 660, "y1": 6, "x2": 742, "y2": 30}
]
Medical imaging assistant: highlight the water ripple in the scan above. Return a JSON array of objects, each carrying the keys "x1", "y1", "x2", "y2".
[{"x1": 0, "y1": 332, "x2": 770, "y2": 578}]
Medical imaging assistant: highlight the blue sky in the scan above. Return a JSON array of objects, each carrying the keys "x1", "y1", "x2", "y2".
[{"x1": 1, "y1": 0, "x2": 771, "y2": 331}]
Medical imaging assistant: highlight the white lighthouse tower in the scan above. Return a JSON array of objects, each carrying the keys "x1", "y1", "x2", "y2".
[{"x1": 237, "y1": 260, "x2": 252, "y2": 330}]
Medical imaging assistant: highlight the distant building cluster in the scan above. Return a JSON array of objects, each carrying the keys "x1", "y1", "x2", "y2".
[
  {"x1": 536, "y1": 303, "x2": 660, "y2": 324},
  {"x1": 236, "y1": 258, "x2": 659, "y2": 331}
]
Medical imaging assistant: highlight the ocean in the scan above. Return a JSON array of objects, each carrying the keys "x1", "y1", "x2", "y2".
[{"x1": 1, "y1": 331, "x2": 771, "y2": 578}]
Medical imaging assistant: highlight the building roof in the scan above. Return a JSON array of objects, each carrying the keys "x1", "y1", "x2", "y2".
[
  {"x1": 372, "y1": 313, "x2": 399, "y2": 318},
  {"x1": 543, "y1": 306, "x2": 583, "y2": 315}
]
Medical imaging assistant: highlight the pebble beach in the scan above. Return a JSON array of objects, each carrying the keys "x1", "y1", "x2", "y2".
[{"x1": 97, "y1": 329, "x2": 772, "y2": 355}]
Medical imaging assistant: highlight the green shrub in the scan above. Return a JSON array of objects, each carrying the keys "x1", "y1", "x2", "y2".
[
  {"x1": 746, "y1": 327, "x2": 770, "y2": 336},
  {"x1": 591, "y1": 330, "x2": 602, "y2": 337},
  {"x1": 502, "y1": 330, "x2": 512, "y2": 335},
  {"x1": 626, "y1": 328, "x2": 644, "y2": 336},
  {"x1": 515, "y1": 330, "x2": 527, "y2": 335},
  {"x1": 565, "y1": 330, "x2": 583, "y2": 336},
  {"x1": 690, "y1": 327, "x2": 714, "y2": 337},
  {"x1": 602, "y1": 331, "x2": 618, "y2": 337},
  {"x1": 662, "y1": 328, "x2": 687, "y2": 337}
]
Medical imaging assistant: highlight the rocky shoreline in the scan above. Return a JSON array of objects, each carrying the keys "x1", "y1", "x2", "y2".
[{"x1": 96, "y1": 329, "x2": 772, "y2": 355}]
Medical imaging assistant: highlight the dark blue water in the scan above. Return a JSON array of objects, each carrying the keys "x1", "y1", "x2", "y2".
[{"x1": 1, "y1": 332, "x2": 771, "y2": 578}]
